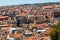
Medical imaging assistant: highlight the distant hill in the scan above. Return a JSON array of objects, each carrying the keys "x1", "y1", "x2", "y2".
[
  {"x1": 0, "y1": 2, "x2": 60, "y2": 8},
  {"x1": 20, "y1": 2, "x2": 60, "y2": 6}
]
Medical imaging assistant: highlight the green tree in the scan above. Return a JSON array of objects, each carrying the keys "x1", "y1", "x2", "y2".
[
  {"x1": 50, "y1": 29, "x2": 58, "y2": 40},
  {"x1": 50, "y1": 22, "x2": 60, "y2": 40}
]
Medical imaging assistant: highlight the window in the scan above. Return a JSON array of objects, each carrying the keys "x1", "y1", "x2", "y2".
[
  {"x1": 2, "y1": 22, "x2": 7, "y2": 24},
  {"x1": 0, "y1": 22, "x2": 8, "y2": 25}
]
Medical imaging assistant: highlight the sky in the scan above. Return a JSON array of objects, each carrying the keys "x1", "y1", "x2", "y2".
[{"x1": 0, "y1": 0, "x2": 59, "y2": 6}]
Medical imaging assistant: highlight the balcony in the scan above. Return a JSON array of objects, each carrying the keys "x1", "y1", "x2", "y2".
[{"x1": 0, "y1": 24, "x2": 9, "y2": 27}]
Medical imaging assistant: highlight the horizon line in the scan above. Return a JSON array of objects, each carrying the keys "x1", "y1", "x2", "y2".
[{"x1": 0, "y1": 2, "x2": 60, "y2": 7}]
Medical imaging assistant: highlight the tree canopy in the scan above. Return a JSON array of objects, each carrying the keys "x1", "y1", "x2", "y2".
[{"x1": 50, "y1": 22, "x2": 60, "y2": 40}]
